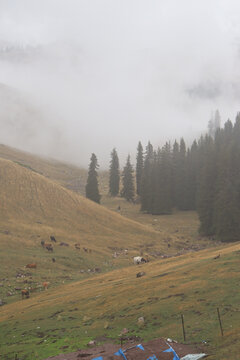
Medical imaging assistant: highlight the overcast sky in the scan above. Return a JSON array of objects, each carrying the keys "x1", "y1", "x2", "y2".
[{"x1": 0, "y1": 0, "x2": 240, "y2": 167}]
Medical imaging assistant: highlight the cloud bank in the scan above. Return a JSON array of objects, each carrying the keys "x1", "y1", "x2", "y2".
[{"x1": 0, "y1": 0, "x2": 240, "y2": 167}]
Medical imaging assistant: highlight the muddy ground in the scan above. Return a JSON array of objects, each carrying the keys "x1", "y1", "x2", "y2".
[{"x1": 44, "y1": 338, "x2": 208, "y2": 360}]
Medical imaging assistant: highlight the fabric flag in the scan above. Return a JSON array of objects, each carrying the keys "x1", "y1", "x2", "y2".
[
  {"x1": 92, "y1": 357, "x2": 103, "y2": 360},
  {"x1": 147, "y1": 355, "x2": 158, "y2": 360},
  {"x1": 163, "y1": 346, "x2": 180, "y2": 360},
  {"x1": 114, "y1": 348, "x2": 128, "y2": 360},
  {"x1": 136, "y1": 344, "x2": 145, "y2": 351}
]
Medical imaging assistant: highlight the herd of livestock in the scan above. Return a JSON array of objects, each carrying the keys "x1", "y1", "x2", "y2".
[{"x1": 16, "y1": 236, "x2": 149, "y2": 301}]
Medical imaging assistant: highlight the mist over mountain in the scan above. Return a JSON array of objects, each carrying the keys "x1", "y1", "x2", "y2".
[{"x1": 0, "y1": 1, "x2": 240, "y2": 168}]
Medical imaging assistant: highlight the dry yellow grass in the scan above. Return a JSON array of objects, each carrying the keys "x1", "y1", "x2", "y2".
[
  {"x1": 0, "y1": 143, "x2": 87, "y2": 193},
  {"x1": 0, "y1": 157, "x2": 185, "y2": 305},
  {"x1": 0, "y1": 157, "x2": 186, "y2": 256}
]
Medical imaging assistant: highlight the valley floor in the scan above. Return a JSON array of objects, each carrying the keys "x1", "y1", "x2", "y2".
[{"x1": 0, "y1": 155, "x2": 238, "y2": 360}]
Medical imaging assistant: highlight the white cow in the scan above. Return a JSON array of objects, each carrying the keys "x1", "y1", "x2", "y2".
[{"x1": 133, "y1": 256, "x2": 147, "y2": 265}]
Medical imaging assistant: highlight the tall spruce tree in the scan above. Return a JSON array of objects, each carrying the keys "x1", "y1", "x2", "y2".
[
  {"x1": 85, "y1": 153, "x2": 101, "y2": 204},
  {"x1": 121, "y1": 155, "x2": 135, "y2": 201},
  {"x1": 197, "y1": 135, "x2": 216, "y2": 236},
  {"x1": 151, "y1": 143, "x2": 173, "y2": 214},
  {"x1": 109, "y1": 148, "x2": 120, "y2": 196},
  {"x1": 136, "y1": 141, "x2": 144, "y2": 196},
  {"x1": 184, "y1": 140, "x2": 198, "y2": 210},
  {"x1": 208, "y1": 110, "x2": 221, "y2": 137},
  {"x1": 172, "y1": 140, "x2": 179, "y2": 208},
  {"x1": 175, "y1": 138, "x2": 188, "y2": 210},
  {"x1": 140, "y1": 142, "x2": 154, "y2": 212}
]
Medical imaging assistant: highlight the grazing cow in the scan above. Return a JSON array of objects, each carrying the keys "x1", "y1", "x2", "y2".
[
  {"x1": 75, "y1": 243, "x2": 80, "y2": 250},
  {"x1": 43, "y1": 243, "x2": 53, "y2": 251},
  {"x1": 41, "y1": 241, "x2": 53, "y2": 251},
  {"x1": 21, "y1": 289, "x2": 30, "y2": 299},
  {"x1": 50, "y1": 236, "x2": 57, "y2": 243},
  {"x1": 26, "y1": 263, "x2": 37, "y2": 269},
  {"x1": 133, "y1": 256, "x2": 148, "y2": 265},
  {"x1": 83, "y1": 247, "x2": 88, "y2": 253},
  {"x1": 59, "y1": 242, "x2": 69, "y2": 247},
  {"x1": 42, "y1": 282, "x2": 49, "y2": 290},
  {"x1": 52, "y1": 257, "x2": 56, "y2": 263},
  {"x1": 214, "y1": 254, "x2": 220, "y2": 259}
]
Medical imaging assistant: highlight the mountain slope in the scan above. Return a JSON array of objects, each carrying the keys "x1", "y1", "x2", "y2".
[
  {"x1": 0, "y1": 241, "x2": 240, "y2": 359},
  {"x1": 0, "y1": 158, "x2": 177, "y2": 307},
  {"x1": 0, "y1": 158, "x2": 162, "y2": 243},
  {"x1": 0, "y1": 143, "x2": 87, "y2": 193}
]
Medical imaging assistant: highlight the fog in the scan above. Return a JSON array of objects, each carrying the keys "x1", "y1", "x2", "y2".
[{"x1": 0, "y1": 0, "x2": 240, "y2": 168}]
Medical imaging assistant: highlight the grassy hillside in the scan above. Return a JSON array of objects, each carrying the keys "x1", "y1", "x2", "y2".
[
  {"x1": 0, "y1": 158, "x2": 182, "y2": 307},
  {"x1": 0, "y1": 148, "x2": 237, "y2": 360},
  {"x1": 0, "y1": 144, "x2": 87, "y2": 193},
  {"x1": 0, "y1": 242, "x2": 240, "y2": 359}
]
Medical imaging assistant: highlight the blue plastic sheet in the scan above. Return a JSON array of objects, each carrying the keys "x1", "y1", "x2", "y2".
[
  {"x1": 92, "y1": 342, "x2": 181, "y2": 360},
  {"x1": 163, "y1": 345, "x2": 180, "y2": 360}
]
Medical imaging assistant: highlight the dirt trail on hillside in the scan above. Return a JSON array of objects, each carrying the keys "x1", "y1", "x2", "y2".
[{"x1": 44, "y1": 338, "x2": 207, "y2": 360}]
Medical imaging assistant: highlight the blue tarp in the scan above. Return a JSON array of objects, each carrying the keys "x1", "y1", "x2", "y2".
[{"x1": 92, "y1": 343, "x2": 208, "y2": 360}]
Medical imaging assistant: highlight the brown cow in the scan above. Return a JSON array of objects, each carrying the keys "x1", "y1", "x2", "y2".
[
  {"x1": 43, "y1": 243, "x2": 53, "y2": 252},
  {"x1": 42, "y1": 282, "x2": 49, "y2": 290},
  {"x1": 21, "y1": 289, "x2": 30, "y2": 299},
  {"x1": 26, "y1": 263, "x2": 37, "y2": 269}
]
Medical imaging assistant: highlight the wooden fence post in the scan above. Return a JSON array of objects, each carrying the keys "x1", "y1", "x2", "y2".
[
  {"x1": 181, "y1": 314, "x2": 186, "y2": 341},
  {"x1": 217, "y1": 307, "x2": 224, "y2": 336}
]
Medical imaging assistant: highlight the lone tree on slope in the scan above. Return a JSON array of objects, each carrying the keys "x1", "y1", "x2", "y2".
[
  {"x1": 86, "y1": 153, "x2": 101, "y2": 204},
  {"x1": 109, "y1": 148, "x2": 120, "y2": 196}
]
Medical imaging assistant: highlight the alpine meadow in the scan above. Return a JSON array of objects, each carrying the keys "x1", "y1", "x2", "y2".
[{"x1": 1, "y1": 2, "x2": 240, "y2": 360}]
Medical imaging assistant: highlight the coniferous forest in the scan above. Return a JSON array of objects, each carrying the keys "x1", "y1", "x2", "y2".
[
  {"x1": 87, "y1": 113, "x2": 240, "y2": 243},
  {"x1": 138, "y1": 113, "x2": 240, "y2": 243}
]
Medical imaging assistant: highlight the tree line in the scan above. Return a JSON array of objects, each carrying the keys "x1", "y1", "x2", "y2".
[{"x1": 85, "y1": 111, "x2": 240, "y2": 243}]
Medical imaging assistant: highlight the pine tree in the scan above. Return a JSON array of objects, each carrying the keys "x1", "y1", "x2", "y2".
[
  {"x1": 208, "y1": 110, "x2": 221, "y2": 137},
  {"x1": 184, "y1": 140, "x2": 198, "y2": 210},
  {"x1": 197, "y1": 135, "x2": 216, "y2": 236},
  {"x1": 136, "y1": 141, "x2": 144, "y2": 196},
  {"x1": 85, "y1": 153, "x2": 101, "y2": 204},
  {"x1": 175, "y1": 138, "x2": 187, "y2": 210},
  {"x1": 109, "y1": 148, "x2": 120, "y2": 196},
  {"x1": 121, "y1": 155, "x2": 135, "y2": 201},
  {"x1": 161, "y1": 142, "x2": 173, "y2": 213},
  {"x1": 151, "y1": 143, "x2": 173, "y2": 214},
  {"x1": 140, "y1": 142, "x2": 154, "y2": 212},
  {"x1": 172, "y1": 140, "x2": 179, "y2": 208},
  {"x1": 214, "y1": 110, "x2": 221, "y2": 131}
]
